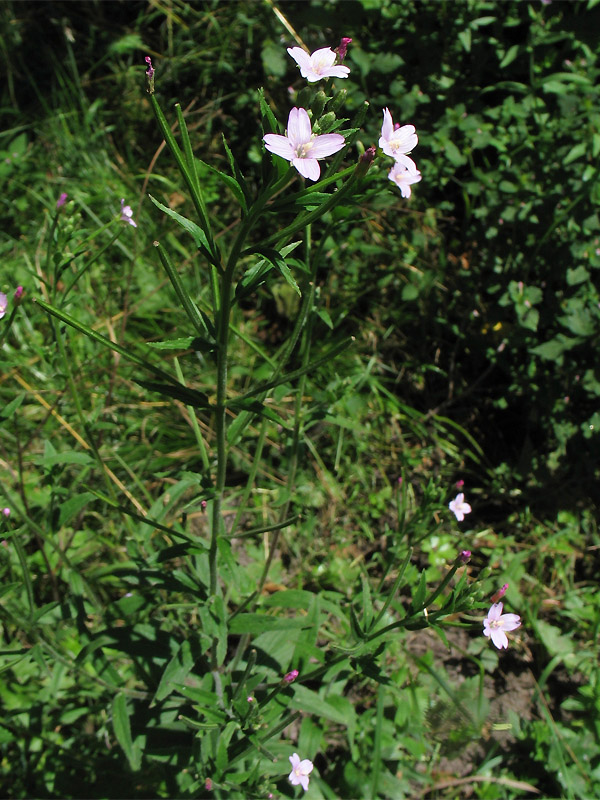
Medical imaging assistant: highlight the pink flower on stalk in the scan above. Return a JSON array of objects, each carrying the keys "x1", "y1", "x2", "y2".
[
  {"x1": 449, "y1": 492, "x2": 471, "y2": 522},
  {"x1": 120, "y1": 199, "x2": 137, "y2": 228},
  {"x1": 287, "y1": 47, "x2": 350, "y2": 82},
  {"x1": 0, "y1": 293, "x2": 7, "y2": 320},
  {"x1": 288, "y1": 753, "x2": 314, "y2": 792},
  {"x1": 263, "y1": 107, "x2": 345, "y2": 181},
  {"x1": 283, "y1": 669, "x2": 299, "y2": 683},
  {"x1": 379, "y1": 108, "x2": 418, "y2": 171},
  {"x1": 388, "y1": 163, "x2": 422, "y2": 198},
  {"x1": 483, "y1": 602, "x2": 521, "y2": 649},
  {"x1": 56, "y1": 192, "x2": 68, "y2": 209}
]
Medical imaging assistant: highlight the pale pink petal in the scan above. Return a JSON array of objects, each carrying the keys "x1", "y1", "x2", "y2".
[
  {"x1": 500, "y1": 614, "x2": 522, "y2": 631},
  {"x1": 488, "y1": 602, "x2": 503, "y2": 621},
  {"x1": 295, "y1": 107, "x2": 312, "y2": 143},
  {"x1": 287, "y1": 47, "x2": 312, "y2": 71},
  {"x1": 395, "y1": 154, "x2": 418, "y2": 173},
  {"x1": 490, "y1": 628, "x2": 508, "y2": 649},
  {"x1": 299, "y1": 774, "x2": 310, "y2": 791},
  {"x1": 309, "y1": 133, "x2": 345, "y2": 158},
  {"x1": 311, "y1": 47, "x2": 337, "y2": 67},
  {"x1": 394, "y1": 124, "x2": 418, "y2": 150},
  {"x1": 381, "y1": 108, "x2": 393, "y2": 142},
  {"x1": 293, "y1": 157, "x2": 320, "y2": 181},
  {"x1": 263, "y1": 134, "x2": 294, "y2": 161}
]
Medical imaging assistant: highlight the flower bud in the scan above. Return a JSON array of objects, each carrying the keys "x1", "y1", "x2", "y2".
[
  {"x1": 313, "y1": 111, "x2": 336, "y2": 134},
  {"x1": 145, "y1": 56, "x2": 155, "y2": 94},
  {"x1": 337, "y1": 37, "x2": 353, "y2": 62},
  {"x1": 283, "y1": 669, "x2": 299, "y2": 683},
  {"x1": 56, "y1": 192, "x2": 68, "y2": 209},
  {"x1": 14, "y1": 286, "x2": 24, "y2": 305},
  {"x1": 491, "y1": 583, "x2": 508, "y2": 603},
  {"x1": 459, "y1": 550, "x2": 471, "y2": 564},
  {"x1": 296, "y1": 86, "x2": 313, "y2": 109},
  {"x1": 354, "y1": 146, "x2": 376, "y2": 178}
]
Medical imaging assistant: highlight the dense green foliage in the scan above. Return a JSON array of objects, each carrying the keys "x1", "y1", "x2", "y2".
[{"x1": 1, "y1": 1, "x2": 600, "y2": 798}]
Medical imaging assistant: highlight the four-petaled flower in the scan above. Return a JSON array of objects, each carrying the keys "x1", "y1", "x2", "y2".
[
  {"x1": 379, "y1": 108, "x2": 418, "y2": 172},
  {"x1": 287, "y1": 47, "x2": 350, "y2": 83},
  {"x1": 388, "y1": 162, "x2": 422, "y2": 199},
  {"x1": 264, "y1": 107, "x2": 345, "y2": 181},
  {"x1": 449, "y1": 492, "x2": 471, "y2": 522},
  {"x1": 0, "y1": 293, "x2": 7, "y2": 320},
  {"x1": 483, "y1": 602, "x2": 521, "y2": 650},
  {"x1": 288, "y1": 753, "x2": 314, "y2": 792},
  {"x1": 120, "y1": 199, "x2": 137, "y2": 228}
]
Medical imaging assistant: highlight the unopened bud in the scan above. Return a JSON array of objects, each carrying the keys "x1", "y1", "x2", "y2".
[
  {"x1": 491, "y1": 583, "x2": 508, "y2": 603},
  {"x1": 355, "y1": 146, "x2": 376, "y2": 178},
  {"x1": 1, "y1": 508, "x2": 10, "y2": 518},
  {"x1": 337, "y1": 37, "x2": 352, "y2": 62},
  {"x1": 283, "y1": 669, "x2": 299, "y2": 683},
  {"x1": 56, "y1": 192, "x2": 68, "y2": 209},
  {"x1": 145, "y1": 56, "x2": 155, "y2": 94},
  {"x1": 14, "y1": 286, "x2": 24, "y2": 304},
  {"x1": 314, "y1": 111, "x2": 336, "y2": 134},
  {"x1": 459, "y1": 550, "x2": 471, "y2": 564}
]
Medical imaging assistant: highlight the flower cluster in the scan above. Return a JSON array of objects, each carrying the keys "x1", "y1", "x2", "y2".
[{"x1": 379, "y1": 108, "x2": 421, "y2": 198}]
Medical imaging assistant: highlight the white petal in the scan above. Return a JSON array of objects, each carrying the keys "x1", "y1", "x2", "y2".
[
  {"x1": 288, "y1": 107, "x2": 312, "y2": 145},
  {"x1": 490, "y1": 628, "x2": 508, "y2": 649},
  {"x1": 381, "y1": 107, "x2": 393, "y2": 141},
  {"x1": 311, "y1": 47, "x2": 337, "y2": 67},
  {"x1": 287, "y1": 47, "x2": 311, "y2": 70}
]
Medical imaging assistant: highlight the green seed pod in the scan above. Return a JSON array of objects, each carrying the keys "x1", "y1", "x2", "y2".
[
  {"x1": 311, "y1": 90, "x2": 328, "y2": 118},
  {"x1": 329, "y1": 88, "x2": 347, "y2": 115}
]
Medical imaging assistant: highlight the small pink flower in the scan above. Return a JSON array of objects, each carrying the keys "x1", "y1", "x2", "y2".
[
  {"x1": 459, "y1": 550, "x2": 471, "y2": 563},
  {"x1": 145, "y1": 56, "x2": 154, "y2": 79},
  {"x1": 1, "y1": 508, "x2": 10, "y2": 517},
  {"x1": 283, "y1": 669, "x2": 299, "y2": 683},
  {"x1": 287, "y1": 47, "x2": 350, "y2": 82},
  {"x1": 455, "y1": 479, "x2": 464, "y2": 489},
  {"x1": 483, "y1": 602, "x2": 521, "y2": 650},
  {"x1": 120, "y1": 199, "x2": 137, "y2": 228},
  {"x1": 204, "y1": 777, "x2": 212, "y2": 791},
  {"x1": 14, "y1": 286, "x2": 24, "y2": 301},
  {"x1": 0, "y1": 293, "x2": 8, "y2": 320},
  {"x1": 247, "y1": 696, "x2": 254, "y2": 703},
  {"x1": 288, "y1": 753, "x2": 314, "y2": 792},
  {"x1": 379, "y1": 108, "x2": 418, "y2": 171},
  {"x1": 264, "y1": 107, "x2": 345, "y2": 181},
  {"x1": 449, "y1": 493, "x2": 471, "y2": 522},
  {"x1": 56, "y1": 192, "x2": 68, "y2": 209},
  {"x1": 491, "y1": 583, "x2": 509, "y2": 603},
  {"x1": 388, "y1": 162, "x2": 422, "y2": 199}
]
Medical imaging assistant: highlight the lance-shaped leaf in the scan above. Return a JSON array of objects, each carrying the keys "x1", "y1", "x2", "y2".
[
  {"x1": 148, "y1": 195, "x2": 217, "y2": 266},
  {"x1": 134, "y1": 379, "x2": 210, "y2": 409},
  {"x1": 241, "y1": 246, "x2": 300, "y2": 296}
]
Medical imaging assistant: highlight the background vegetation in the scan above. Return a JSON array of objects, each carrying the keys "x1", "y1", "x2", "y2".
[{"x1": 1, "y1": 0, "x2": 599, "y2": 798}]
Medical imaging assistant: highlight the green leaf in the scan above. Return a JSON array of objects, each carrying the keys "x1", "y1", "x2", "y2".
[
  {"x1": 0, "y1": 393, "x2": 24, "y2": 423},
  {"x1": 530, "y1": 335, "x2": 582, "y2": 360},
  {"x1": 228, "y1": 614, "x2": 312, "y2": 635},
  {"x1": 112, "y1": 694, "x2": 141, "y2": 771},
  {"x1": 147, "y1": 336, "x2": 215, "y2": 352},
  {"x1": 499, "y1": 44, "x2": 520, "y2": 69},
  {"x1": 152, "y1": 639, "x2": 197, "y2": 703},
  {"x1": 58, "y1": 492, "x2": 95, "y2": 527},
  {"x1": 148, "y1": 195, "x2": 214, "y2": 262},
  {"x1": 245, "y1": 247, "x2": 300, "y2": 296},
  {"x1": 35, "y1": 451, "x2": 93, "y2": 468},
  {"x1": 134, "y1": 379, "x2": 210, "y2": 408}
]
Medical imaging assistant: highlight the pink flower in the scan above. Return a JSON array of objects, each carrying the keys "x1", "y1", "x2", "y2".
[
  {"x1": 0, "y1": 293, "x2": 7, "y2": 320},
  {"x1": 483, "y1": 602, "x2": 521, "y2": 649},
  {"x1": 287, "y1": 47, "x2": 350, "y2": 83},
  {"x1": 120, "y1": 199, "x2": 137, "y2": 228},
  {"x1": 263, "y1": 107, "x2": 345, "y2": 181},
  {"x1": 14, "y1": 286, "x2": 24, "y2": 301},
  {"x1": 1, "y1": 508, "x2": 10, "y2": 517},
  {"x1": 448, "y1": 492, "x2": 471, "y2": 522},
  {"x1": 288, "y1": 753, "x2": 314, "y2": 792},
  {"x1": 56, "y1": 192, "x2": 68, "y2": 209},
  {"x1": 283, "y1": 669, "x2": 299, "y2": 683},
  {"x1": 379, "y1": 108, "x2": 418, "y2": 171},
  {"x1": 388, "y1": 163, "x2": 422, "y2": 198},
  {"x1": 459, "y1": 550, "x2": 471, "y2": 563}
]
